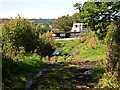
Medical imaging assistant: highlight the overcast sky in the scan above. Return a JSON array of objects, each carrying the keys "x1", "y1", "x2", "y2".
[{"x1": 0, "y1": 0, "x2": 87, "y2": 19}]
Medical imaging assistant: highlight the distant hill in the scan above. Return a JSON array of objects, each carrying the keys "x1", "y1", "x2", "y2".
[
  {"x1": 30, "y1": 18, "x2": 56, "y2": 25},
  {"x1": 0, "y1": 18, "x2": 56, "y2": 25}
]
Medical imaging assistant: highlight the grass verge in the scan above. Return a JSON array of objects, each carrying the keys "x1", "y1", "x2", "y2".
[
  {"x1": 56, "y1": 39, "x2": 107, "y2": 61},
  {"x1": 2, "y1": 53, "x2": 46, "y2": 89}
]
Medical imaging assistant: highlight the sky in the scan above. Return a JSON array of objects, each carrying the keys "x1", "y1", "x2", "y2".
[{"x1": 0, "y1": 0, "x2": 87, "y2": 19}]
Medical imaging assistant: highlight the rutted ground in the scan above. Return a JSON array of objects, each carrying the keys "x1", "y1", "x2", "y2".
[
  {"x1": 25, "y1": 58, "x2": 102, "y2": 90},
  {"x1": 24, "y1": 34, "x2": 107, "y2": 89}
]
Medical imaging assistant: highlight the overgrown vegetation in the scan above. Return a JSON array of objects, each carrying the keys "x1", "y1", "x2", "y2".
[
  {"x1": 106, "y1": 20, "x2": 120, "y2": 72},
  {"x1": 2, "y1": 16, "x2": 56, "y2": 89},
  {"x1": 73, "y1": 1, "x2": 120, "y2": 88},
  {"x1": 2, "y1": 16, "x2": 56, "y2": 57},
  {"x1": 74, "y1": 2, "x2": 120, "y2": 40},
  {"x1": 51, "y1": 15, "x2": 74, "y2": 32},
  {"x1": 33, "y1": 62, "x2": 102, "y2": 89},
  {"x1": 56, "y1": 31, "x2": 107, "y2": 61},
  {"x1": 2, "y1": 1, "x2": 120, "y2": 89},
  {"x1": 97, "y1": 19, "x2": 120, "y2": 88},
  {"x1": 55, "y1": 27, "x2": 120, "y2": 88},
  {"x1": 2, "y1": 54, "x2": 46, "y2": 89}
]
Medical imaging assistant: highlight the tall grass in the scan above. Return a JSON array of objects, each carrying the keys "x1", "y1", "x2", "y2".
[
  {"x1": 56, "y1": 31, "x2": 107, "y2": 61},
  {"x1": 76, "y1": 44, "x2": 107, "y2": 61}
]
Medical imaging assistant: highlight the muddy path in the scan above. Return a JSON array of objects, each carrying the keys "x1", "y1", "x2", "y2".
[{"x1": 25, "y1": 58, "x2": 102, "y2": 90}]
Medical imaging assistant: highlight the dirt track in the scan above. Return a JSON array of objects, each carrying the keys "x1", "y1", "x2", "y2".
[{"x1": 25, "y1": 57, "x2": 101, "y2": 90}]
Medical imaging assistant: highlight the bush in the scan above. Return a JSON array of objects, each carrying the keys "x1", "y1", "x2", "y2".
[
  {"x1": 2, "y1": 16, "x2": 56, "y2": 58},
  {"x1": 38, "y1": 31, "x2": 56, "y2": 57},
  {"x1": 92, "y1": 65, "x2": 106, "y2": 83},
  {"x1": 105, "y1": 20, "x2": 120, "y2": 76},
  {"x1": 2, "y1": 15, "x2": 56, "y2": 88},
  {"x1": 97, "y1": 72, "x2": 119, "y2": 88},
  {"x1": 2, "y1": 16, "x2": 39, "y2": 57}
]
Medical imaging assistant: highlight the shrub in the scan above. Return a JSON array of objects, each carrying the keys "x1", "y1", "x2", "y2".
[
  {"x1": 2, "y1": 16, "x2": 39, "y2": 57},
  {"x1": 102, "y1": 19, "x2": 120, "y2": 88},
  {"x1": 92, "y1": 65, "x2": 106, "y2": 83},
  {"x1": 78, "y1": 30, "x2": 100, "y2": 49},
  {"x1": 97, "y1": 72, "x2": 119, "y2": 88},
  {"x1": 2, "y1": 16, "x2": 56, "y2": 58},
  {"x1": 105, "y1": 20, "x2": 120, "y2": 76},
  {"x1": 2, "y1": 15, "x2": 55, "y2": 88},
  {"x1": 38, "y1": 31, "x2": 56, "y2": 57}
]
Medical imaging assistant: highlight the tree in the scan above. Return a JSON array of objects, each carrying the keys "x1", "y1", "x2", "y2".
[
  {"x1": 79, "y1": 2, "x2": 120, "y2": 39},
  {"x1": 52, "y1": 15, "x2": 74, "y2": 32},
  {"x1": 72, "y1": 13, "x2": 81, "y2": 22},
  {"x1": 34, "y1": 24, "x2": 50, "y2": 35},
  {"x1": 2, "y1": 16, "x2": 39, "y2": 54},
  {"x1": 75, "y1": 1, "x2": 120, "y2": 83},
  {"x1": 73, "y1": 2, "x2": 83, "y2": 13}
]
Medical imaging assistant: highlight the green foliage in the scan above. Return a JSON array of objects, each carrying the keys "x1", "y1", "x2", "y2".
[
  {"x1": 77, "y1": 31, "x2": 106, "y2": 60},
  {"x1": 41, "y1": 24, "x2": 50, "y2": 32},
  {"x1": 34, "y1": 24, "x2": 50, "y2": 35},
  {"x1": 2, "y1": 16, "x2": 56, "y2": 58},
  {"x1": 30, "y1": 18, "x2": 56, "y2": 25},
  {"x1": 105, "y1": 20, "x2": 120, "y2": 76},
  {"x1": 2, "y1": 16, "x2": 38, "y2": 55},
  {"x1": 92, "y1": 65, "x2": 106, "y2": 83},
  {"x1": 73, "y1": 2, "x2": 82, "y2": 12},
  {"x1": 34, "y1": 24, "x2": 46, "y2": 35},
  {"x1": 34, "y1": 26, "x2": 56, "y2": 56},
  {"x1": 16, "y1": 53, "x2": 44, "y2": 68},
  {"x1": 74, "y1": 1, "x2": 120, "y2": 86},
  {"x1": 93, "y1": 65, "x2": 119, "y2": 88},
  {"x1": 2, "y1": 53, "x2": 46, "y2": 89},
  {"x1": 76, "y1": 44, "x2": 107, "y2": 61},
  {"x1": 2, "y1": 16, "x2": 56, "y2": 88},
  {"x1": 97, "y1": 72, "x2": 119, "y2": 88},
  {"x1": 57, "y1": 56, "x2": 66, "y2": 62},
  {"x1": 57, "y1": 40, "x2": 76, "y2": 55},
  {"x1": 76, "y1": 2, "x2": 120, "y2": 40},
  {"x1": 52, "y1": 15, "x2": 73, "y2": 32},
  {"x1": 38, "y1": 31, "x2": 56, "y2": 57},
  {"x1": 56, "y1": 31, "x2": 107, "y2": 61},
  {"x1": 72, "y1": 13, "x2": 81, "y2": 22}
]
